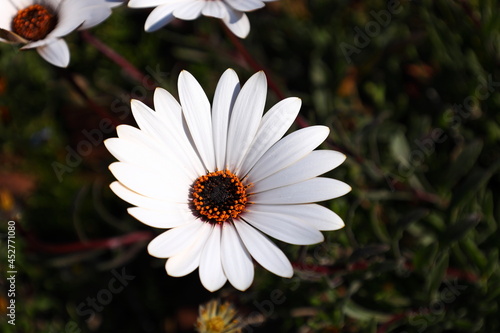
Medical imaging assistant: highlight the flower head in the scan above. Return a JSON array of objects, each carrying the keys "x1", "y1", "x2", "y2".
[
  {"x1": 127, "y1": 0, "x2": 278, "y2": 38},
  {"x1": 0, "y1": 0, "x2": 113, "y2": 67},
  {"x1": 105, "y1": 69, "x2": 350, "y2": 292},
  {"x1": 196, "y1": 299, "x2": 243, "y2": 333}
]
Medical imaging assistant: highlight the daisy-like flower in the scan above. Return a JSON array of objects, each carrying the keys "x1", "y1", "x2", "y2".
[
  {"x1": 105, "y1": 69, "x2": 350, "y2": 292},
  {"x1": 127, "y1": 0, "x2": 278, "y2": 38},
  {"x1": 0, "y1": 0, "x2": 112, "y2": 67},
  {"x1": 196, "y1": 299, "x2": 243, "y2": 333}
]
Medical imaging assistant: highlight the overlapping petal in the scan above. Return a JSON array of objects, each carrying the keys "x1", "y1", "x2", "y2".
[
  {"x1": 148, "y1": 221, "x2": 204, "y2": 258},
  {"x1": 35, "y1": 38, "x2": 70, "y2": 67},
  {"x1": 251, "y1": 150, "x2": 346, "y2": 192},
  {"x1": 252, "y1": 177, "x2": 351, "y2": 205},
  {"x1": 226, "y1": 71, "x2": 267, "y2": 172},
  {"x1": 220, "y1": 223, "x2": 254, "y2": 291},
  {"x1": 166, "y1": 222, "x2": 212, "y2": 276},
  {"x1": 247, "y1": 126, "x2": 330, "y2": 182},
  {"x1": 234, "y1": 221, "x2": 293, "y2": 277},
  {"x1": 199, "y1": 225, "x2": 227, "y2": 291}
]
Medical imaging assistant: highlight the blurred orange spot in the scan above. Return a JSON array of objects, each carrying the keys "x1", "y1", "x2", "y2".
[
  {"x1": 406, "y1": 63, "x2": 435, "y2": 82},
  {"x1": 337, "y1": 67, "x2": 358, "y2": 97},
  {"x1": 0, "y1": 77, "x2": 6, "y2": 94},
  {"x1": 267, "y1": 0, "x2": 310, "y2": 19},
  {"x1": 0, "y1": 189, "x2": 15, "y2": 211},
  {"x1": 0, "y1": 295, "x2": 7, "y2": 314}
]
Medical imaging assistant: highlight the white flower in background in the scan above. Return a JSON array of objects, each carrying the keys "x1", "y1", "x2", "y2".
[
  {"x1": 128, "y1": 0, "x2": 278, "y2": 38},
  {"x1": 105, "y1": 69, "x2": 350, "y2": 292},
  {"x1": 0, "y1": 0, "x2": 112, "y2": 67},
  {"x1": 105, "y1": 0, "x2": 124, "y2": 7}
]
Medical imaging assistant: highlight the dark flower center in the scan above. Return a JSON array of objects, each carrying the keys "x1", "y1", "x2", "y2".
[
  {"x1": 189, "y1": 170, "x2": 250, "y2": 224},
  {"x1": 12, "y1": 4, "x2": 57, "y2": 41}
]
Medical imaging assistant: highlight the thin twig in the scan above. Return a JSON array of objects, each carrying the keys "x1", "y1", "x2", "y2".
[
  {"x1": 80, "y1": 30, "x2": 147, "y2": 84},
  {"x1": 59, "y1": 68, "x2": 122, "y2": 127},
  {"x1": 17, "y1": 221, "x2": 153, "y2": 254},
  {"x1": 221, "y1": 23, "x2": 309, "y2": 129}
]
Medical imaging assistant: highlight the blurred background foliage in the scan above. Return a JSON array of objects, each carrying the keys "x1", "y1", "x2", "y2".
[{"x1": 1, "y1": 0, "x2": 500, "y2": 332}]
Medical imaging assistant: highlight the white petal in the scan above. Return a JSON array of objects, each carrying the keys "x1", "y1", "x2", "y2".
[
  {"x1": 129, "y1": 0, "x2": 177, "y2": 8},
  {"x1": 144, "y1": 4, "x2": 177, "y2": 32},
  {"x1": 226, "y1": 71, "x2": 267, "y2": 172},
  {"x1": 166, "y1": 222, "x2": 212, "y2": 276},
  {"x1": 178, "y1": 70, "x2": 216, "y2": 171},
  {"x1": 153, "y1": 87, "x2": 183, "y2": 126},
  {"x1": 239, "y1": 97, "x2": 301, "y2": 176},
  {"x1": 109, "y1": 162, "x2": 189, "y2": 202},
  {"x1": 115, "y1": 125, "x2": 169, "y2": 160},
  {"x1": 36, "y1": 39, "x2": 70, "y2": 67},
  {"x1": 252, "y1": 150, "x2": 346, "y2": 192},
  {"x1": 225, "y1": 0, "x2": 265, "y2": 12},
  {"x1": 110, "y1": 181, "x2": 172, "y2": 210},
  {"x1": 201, "y1": 0, "x2": 226, "y2": 19},
  {"x1": 221, "y1": 8, "x2": 250, "y2": 38},
  {"x1": 127, "y1": 206, "x2": 194, "y2": 229},
  {"x1": 105, "y1": 0, "x2": 124, "y2": 8},
  {"x1": 242, "y1": 210, "x2": 324, "y2": 245},
  {"x1": 130, "y1": 99, "x2": 205, "y2": 178},
  {"x1": 249, "y1": 204, "x2": 345, "y2": 231},
  {"x1": 173, "y1": 0, "x2": 204, "y2": 20},
  {"x1": 212, "y1": 69, "x2": 240, "y2": 170},
  {"x1": 247, "y1": 126, "x2": 329, "y2": 183},
  {"x1": 220, "y1": 223, "x2": 254, "y2": 291},
  {"x1": 148, "y1": 221, "x2": 203, "y2": 258},
  {"x1": 199, "y1": 225, "x2": 227, "y2": 291},
  {"x1": 22, "y1": 37, "x2": 54, "y2": 50},
  {"x1": 47, "y1": 0, "x2": 85, "y2": 38},
  {"x1": 41, "y1": 0, "x2": 62, "y2": 9},
  {"x1": 0, "y1": 2, "x2": 17, "y2": 30},
  {"x1": 104, "y1": 137, "x2": 191, "y2": 181},
  {"x1": 234, "y1": 221, "x2": 293, "y2": 278},
  {"x1": 252, "y1": 177, "x2": 351, "y2": 204},
  {"x1": 78, "y1": 5, "x2": 112, "y2": 30}
]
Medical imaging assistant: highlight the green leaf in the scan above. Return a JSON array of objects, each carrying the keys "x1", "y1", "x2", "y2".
[
  {"x1": 413, "y1": 242, "x2": 439, "y2": 272},
  {"x1": 461, "y1": 237, "x2": 488, "y2": 271},
  {"x1": 443, "y1": 139, "x2": 483, "y2": 188},
  {"x1": 343, "y1": 299, "x2": 392, "y2": 322},
  {"x1": 484, "y1": 249, "x2": 499, "y2": 279},
  {"x1": 450, "y1": 159, "x2": 500, "y2": 208},
  {"x1": 426, "y1": 252, "x2": 450, "y2": 294},
  {"x1": 389, "y1": 130, "x2": 411, "y2": 167},
  {"x1": 395, "y1": 208, "x2": 430, "y2": 232},
  {"x1": 444, "y1": 213, "x2": 481, "y2": 244}
]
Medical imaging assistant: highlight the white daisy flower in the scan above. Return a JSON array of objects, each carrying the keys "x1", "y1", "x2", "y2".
[
  {"x1": 0, "y1": 0, "x2": 113, "y2": 67},
  {"x1": 127, "y1": 0, "x2": 278, "y2": 38},
  {"x1": 105, "y1": 69, "x2": 351, "y2": 292}
]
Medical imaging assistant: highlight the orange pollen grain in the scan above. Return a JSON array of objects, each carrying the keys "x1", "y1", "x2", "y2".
[
  {"x1": 12, "y1": 4, "x2": 56, "y2": 41},
  {"x1": 189, "y1": 170, "x2": 250, "y2": 224}
]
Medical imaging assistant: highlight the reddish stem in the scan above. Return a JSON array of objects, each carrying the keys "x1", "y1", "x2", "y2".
[
  {"x1": 17, "y1": 222, "x2": 153, "y2": 254},
  {"x1": 60, "y1": 69, "x2": 122, "y2": 128},
  {"x1": 80, "y1": 31, "x2": 147, "y2": 85},
  {"x1": 293, "y1": 260, "x2": 479, "y2": 283},
  {"x1": 376, "y1": 312, "x2": 411, "y2": 333},
  {"x1": 221, "y1": 23, "x2": 309, "y2": 129}
]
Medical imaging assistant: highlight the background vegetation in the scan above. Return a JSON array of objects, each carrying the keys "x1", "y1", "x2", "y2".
[{"x1": 1, "y1": 0, "x2": 499, "y2": 332}]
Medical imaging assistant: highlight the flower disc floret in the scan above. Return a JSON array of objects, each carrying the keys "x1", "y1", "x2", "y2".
[
  {"x1": 189, "y1": 170, "x2": 249, "y2": 223},
  {"x1": 12, "y1": 4, "x2": 56, "y2": 41}
]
